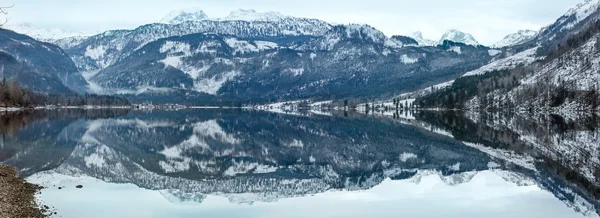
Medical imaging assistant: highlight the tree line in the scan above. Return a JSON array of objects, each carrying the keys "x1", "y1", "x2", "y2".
[{"x1": 0, "y1": 76, "x2": 131, "y2": 108}]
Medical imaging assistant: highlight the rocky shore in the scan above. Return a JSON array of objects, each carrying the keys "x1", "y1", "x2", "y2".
[{"x1": 0, "y1": 165, "x2": 46, "y2": 218}]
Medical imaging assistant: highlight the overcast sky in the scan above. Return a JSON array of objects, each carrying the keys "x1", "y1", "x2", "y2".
[{"x1": 3, "y1": 0, "x2": 584, "y2": 45}]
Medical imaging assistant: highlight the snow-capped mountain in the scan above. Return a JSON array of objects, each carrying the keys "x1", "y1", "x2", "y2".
[
  {"x1": 296, "y1": 24, "x2": 388, "y2": 50},
  {"x1": 535, "y1": 0, "x2": 600, "y2": 49},
  {"x1": 492, "y1": 30, "x2": 538, "y2": 48},
  {"x1": 160, "y1": 10, "x2": 209, "y2": 24},
  {"x1": 438, "y1": 29, "x2": 480, "y2": 46},
  {"x1": 410, "y1": 31, "x2": 436, "y2": 46},
  {"x1": 5, "y1": 23, "x2": 98, "y2": 51},
  {"x1": 414, "y1": 0, "x2": 600, "y2": 116},
  {"x1": 214, "y1": 9, "x2": 289, "y2": 22},
  {"x1": 47, "y1": 9, "x2": 493, "y2": 103},
  {"x1": 65, "y1": 11, "x2": 333, "y2": 73},
  {"x1": 0, "y1": 29, "x2": 88, "y2": 93},
  {"x1": 5, "y1": 23, "x2": 95, "y2": 41},
  {"x1": 86, "y1": 25, "x2": 492, "y2": 102},
  {"x1": 159, "y1": 9, "x2": 309, "y2": 24}
]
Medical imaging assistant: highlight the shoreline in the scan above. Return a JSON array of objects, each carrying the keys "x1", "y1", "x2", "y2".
[{"x1": 0, "y1": 165, "x2": 47, "y2": 218}]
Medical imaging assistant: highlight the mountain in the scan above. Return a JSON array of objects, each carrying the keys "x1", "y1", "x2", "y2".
[
  {"x1": 5, "y1": 23, "x2": 95, "y2": 51},
  {"x1": 5, "y1": 23, "x2": 94, "y2": 41},
  {"x1": 160, "y1": 10, "x2": 209, "y2": 24},
  {"x1": 388, "y1": 35, "x2": 419, "y2": 47},
  {"x1": 416, "y1": 0, "x2": 600, "y2": 112},
  {"x1": 84, "y1": 24, "x2": 493, "y2": 103},
  {"x1": 46, "y1": 9, "x2": 492, "y2": 102},
  {"x1": 533, "y1": 0, "x2": 600, "y2": 51},
  {"x1": 410, "y1": 31, "x2": 436, "y2": 46},
  {"x1": 214, "y1": 9, "x2": 290, "y2": 22},
  {"x1": 0, "y1": 29, "x2": 88, "y2": 93},
  {"x1": 438, "y1": 29, "x2": 480, "y2": 46},
  {"x1": 63, "y1": 11, "x2": 333, "y2": 73},
  {"x1": 295, "y1": 24, "x2": 388, "y2": 50},
  {"x1": 492, "y1": 30, "x2": 538, "y2": 48}
]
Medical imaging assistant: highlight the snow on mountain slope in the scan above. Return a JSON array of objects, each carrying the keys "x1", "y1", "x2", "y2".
[
  {"x1": 563, "y1": 0, "x2": 600, "y2": 29},
  {"x1": 215, "y1": 9, "x2": 289, "y2": 22},
  {"x1": 410, "y1": 31, "x2": 436, "y2": 46},
  {"x1": 387, "y1": 35, "x2": 419, "y2": 48},
  {"x1": 296, "y1": 24, "x2": 389, "y2": 51},
  {"x1": 344, "y1": 24, "x2": 388, "y2": 44},
  {"x1": 160, "y1": 10, "x2": 209, "y2": 24},
  {"x1": 462, "y1": 47, "x2": 542, "y2": 77},
  {"x1": 468, "y1": 29, "x2": 600, "y2": 112},
  {"x1": 536, "y1": 0, "x2": 600, "y2": 46},
  {"x1": 0, "y1": 29, "x2": 89, "y2": 93},
  {"x1": 493, "y1": 30, "x2": 538, "y2": 48},
  {"x1": 68, "y1": 13, "x2": 332, "y2": 73},
  {"x1": 6, "y1": 23, "x2": 95, "y2": 41},
  {"x1": 522, "y1": 35, "x2": 600, "y2": 90},
  {"x1": 438, "y1": 29, "x2": 480, "y2": 46}
]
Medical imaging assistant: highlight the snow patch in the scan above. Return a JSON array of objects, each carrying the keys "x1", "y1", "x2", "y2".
[
  {"x1": 448, "y1": 46, "x2": 462, "y2": 54},
  {"x1": 401, "y1": 54, "x2": 419, "y2": 64},
  {"x1": 488, "y1": 49, "x2": 502, "y2": 56},
  {"x1": 224, "y1": 38, "x2": 277, "y2": 55},
  {"x1": 194, "y1": 71, "x2": 240, "y2": 95},
  {"x1": 448, "y1": 163, "x2": 461, "y2": 171},
  {"x1": 399, "y1": 152, "x2": 418, "y2": 162}
]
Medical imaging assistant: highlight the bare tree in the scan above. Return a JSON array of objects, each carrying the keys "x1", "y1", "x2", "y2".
[{"x1": 0, "y1": 5, "x2": 12, "y2": 27}]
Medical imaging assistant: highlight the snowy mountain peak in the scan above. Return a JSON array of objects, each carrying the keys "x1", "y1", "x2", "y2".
[
  {"x1": 410, "y1": 31, "x2": 436, "y2": 46},
  {"x1": 535, "y1": 0, "x2": 600, "y2": 43},
  {"x1": 343, "y1": 24, "x2": 387, "y2": 42},
  {"x1": 5, "y1": 23, "x2": 96, "y2": 41},
  {"x1": 438, "y1": 29, "x2": 480, "y2": 46},
  {"x1": 218, "y1": 9, "x2": 288, "y2": 22},
  {"x1": 295, "y1": 24, "x2": 388, "y2": 50},
  {"x1": 564, "y1": 0, "x2": 600, "y2": 22},
  {"x1": 492, "y1": 29, "x2": 538, "y2": 48},
  {"x1": 160, "y1": 9, "x2": 209, "y2": 24}
]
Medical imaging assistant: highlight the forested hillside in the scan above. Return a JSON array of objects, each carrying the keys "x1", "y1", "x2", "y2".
[
  {"x1": 0, "y1": 75, "x2": 130, "y2": 107},
  {"x1": 417, "y1": 19, "x2": 600, "y2": 112}
]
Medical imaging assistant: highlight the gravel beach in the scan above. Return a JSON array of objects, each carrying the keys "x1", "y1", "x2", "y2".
[{"x1": 0, "y1": 165, "x2": 46, "y2": 218}]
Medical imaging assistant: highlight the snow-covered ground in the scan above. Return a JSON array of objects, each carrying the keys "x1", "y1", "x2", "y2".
[{"x1": 463, "y1": 47, "x2": 542, "y2": 77}]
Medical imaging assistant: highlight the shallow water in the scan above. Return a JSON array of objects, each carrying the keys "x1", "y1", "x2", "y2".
[{"x1": 1, "y1": 109, "x2": 599, "y2": 218}]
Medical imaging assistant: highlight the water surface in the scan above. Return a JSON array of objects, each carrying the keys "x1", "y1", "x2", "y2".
[{"x1": 0, "y1": 109, "x2": 598, "y2": 218}]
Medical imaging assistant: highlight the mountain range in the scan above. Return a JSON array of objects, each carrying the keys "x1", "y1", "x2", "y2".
[
  {"x1": 1, "y1": 1, "x2": 598, "y2": 105},
  {"x1": 6, "y1": 9, "x2": 495, "y2": 103}
]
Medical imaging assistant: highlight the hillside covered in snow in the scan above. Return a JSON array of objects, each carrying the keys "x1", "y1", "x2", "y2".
[{"x1": 416, "y1": 0, "x2": 600, "y2": 113}]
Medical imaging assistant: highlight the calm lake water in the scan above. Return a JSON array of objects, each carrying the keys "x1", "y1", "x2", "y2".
[{"x1": 1, "y1": 109, "x2": 599, "y2": 218}]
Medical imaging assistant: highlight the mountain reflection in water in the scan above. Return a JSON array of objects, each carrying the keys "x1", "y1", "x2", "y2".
[{"x1": 0, "y1": 109, "x2": 598, "y2": 218}]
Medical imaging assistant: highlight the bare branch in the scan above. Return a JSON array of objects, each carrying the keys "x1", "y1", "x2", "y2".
[{"x1": 0, "y1": 4, "x2": 13, "y2": 27}]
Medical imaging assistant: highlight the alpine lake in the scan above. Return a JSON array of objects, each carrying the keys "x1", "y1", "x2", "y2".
[{"x1": 0, "y1": 108, "x2": 599, "y2": 218}]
